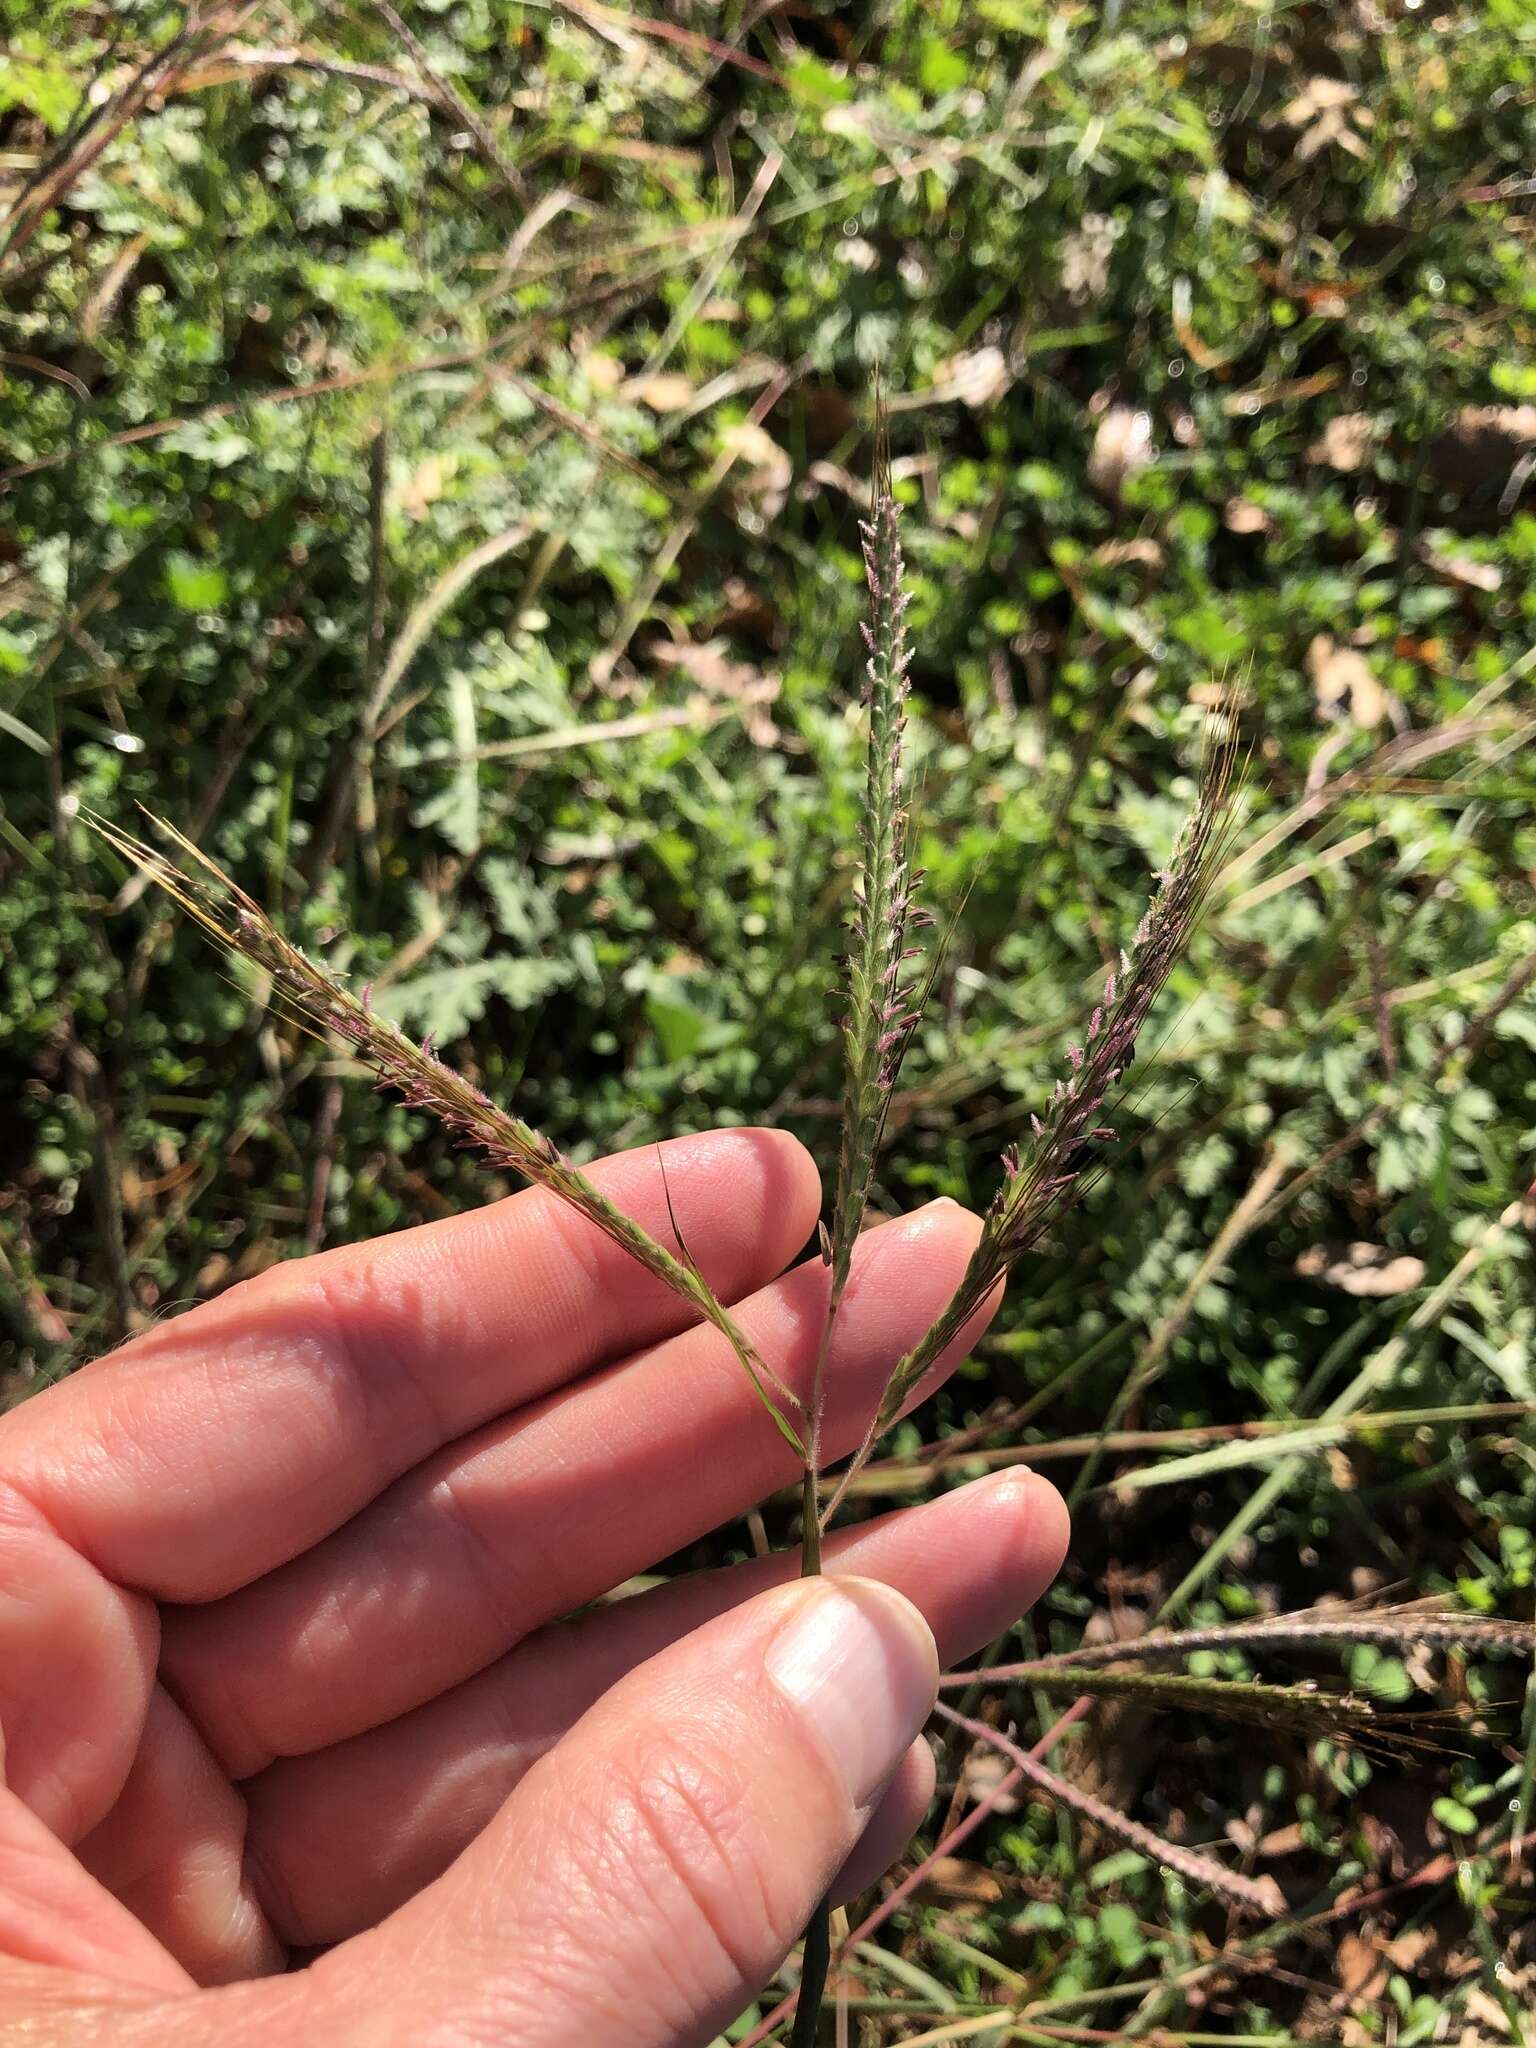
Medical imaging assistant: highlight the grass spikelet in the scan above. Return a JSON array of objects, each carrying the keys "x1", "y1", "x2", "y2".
[
  {"x1": 792, "y1": 382, "x2": 925, "y2": 2048},
  {"x1": 965, "y1": 1663, "x2": 1437, "y2": 1754},
  {"x1": 822, "y1": 726, "x2": 1243, "y2": 1526},
  {"x1": 808, "y1": 392, "x2": 923, "y2": 1496},
  {"x1": 1006, "y1": 1607, "x2": 1536, "y2": 1672},
  {"x1": 87, "y1": 810, "x2": 808, "y2": 1456}
]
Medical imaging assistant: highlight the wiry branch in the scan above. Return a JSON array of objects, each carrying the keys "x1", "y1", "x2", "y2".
[
  {"x1": 88, "y1": 813, "x2": 807, "y2": 1456},
  {"x1": 936, "y1": 1704, "x2": 1286, "y2": 1920}
]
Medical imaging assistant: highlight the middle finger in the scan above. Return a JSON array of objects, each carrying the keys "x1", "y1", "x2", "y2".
[{"x1": 162, "y1": 1202, "x2": 992, "y2": 1775}]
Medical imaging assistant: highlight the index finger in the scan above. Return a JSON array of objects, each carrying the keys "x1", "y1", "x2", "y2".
[{"x1": 2, "y1": 1128, "x2": 819, "y2": 1601}]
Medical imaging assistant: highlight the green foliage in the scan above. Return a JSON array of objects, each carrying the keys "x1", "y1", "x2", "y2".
[{"x1": 2, "y1": 1, "x2": 1534, "y2": 2038}]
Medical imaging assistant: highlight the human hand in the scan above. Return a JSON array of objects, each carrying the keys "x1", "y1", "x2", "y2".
[{"x1": 0, "y1": 1128, "x2": 1067, "y2": 2047}]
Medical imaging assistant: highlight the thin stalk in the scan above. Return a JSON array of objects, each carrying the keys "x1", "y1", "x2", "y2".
[
  {"x1": 827, "y1": 1397, "x2": 1532, "y2": 1500},
  {"x1": 1507, "y1": 1666, "x2": 1536, "y2": 1867},
  {"x1": 790, "y1": 1904, "x2": 832, "y2": 2048},
  {"x1": 738, "y1": 1700, "x2": 1097, "y2": 2048}
]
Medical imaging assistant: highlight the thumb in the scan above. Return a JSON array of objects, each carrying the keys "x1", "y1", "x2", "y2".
[{"x1": 307, "y1": 1576, "x2": 938, "y2": 2048}]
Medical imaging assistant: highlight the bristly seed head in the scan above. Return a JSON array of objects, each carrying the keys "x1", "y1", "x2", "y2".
[
  {"x1": 811, "y1": 384, "x2": 930, "y2": 1475},
  {"x1": 823, "y1": 724, "x2": 1244, "y2": 1506},
  {"x1": 84, "y1": 809, "x2": 811, "y2": 1463}
]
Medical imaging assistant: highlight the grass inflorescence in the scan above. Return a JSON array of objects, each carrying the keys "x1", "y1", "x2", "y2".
[
  {"x1": 91, "y1": 394, "x2": 1251, "y2": 2048},
  {"x1": 87, "y1": 811, "x2": 809, "y2": 1456},
  {"x1": 818, "y1": 725, "x2": 1242, "y2": 1531}
]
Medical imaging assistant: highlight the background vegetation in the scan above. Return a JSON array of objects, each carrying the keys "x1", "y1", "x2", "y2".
[{"x1": 3, "y1": 1, "x2": 1535, "y2": 2040}]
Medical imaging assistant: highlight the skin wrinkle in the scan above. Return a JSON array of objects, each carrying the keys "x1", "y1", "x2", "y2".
[
  {"x1": 15, "y1": 1320, "x2": 384, "y2": 1604},
  {"x1": 439, "y1": 1782, "x2": 639, "y2": 2036},
  {"x1": 230, "y1": 1472, "x2": 1060, "y2": 1950},
  {"x1": 423, "y1": 1460, "x2": 542, "y2": 1655},
  {"x1": 304, "y1": 1232, "x2": 542, "y2": 1467},
  {"x1": 299, "y1": 1262, "x2": 451, "y2": 1509},
  {"x1": 8, "y1": 1130, "x2": 819, "y2": 1607},
  {"x1": 0, "y1": 1959, "x2": 184, "y2": 2039},
  {"x1": 443, "y1": 1130, "x2": 817, "y2": 1374},
  {"x1": 153, "y1": 1207, "x2": 988, "y2": 1781},
  {"x1": 234, "y1": 1809, "x2": 301, "y2": 1965},
  {"x1": 156, "y1": 1614, "x2": 271, "y2": 1785},
  {"x1": 0, "y1": 1127, "x2": 1074, "y2": 2034},
  {"x1": 463, "y1": 1725, "x2": 779, "y2": 2047},
  {"x1": 529, "y1": 1178, "x2": 660, "y2": 1343},
  {"x1": 76, "y1": 1690, "x2": 283, "y2": 1986},
  {"x1": 0, "y1": 1481, "x2": 160, "y2": 1844},
  {"x1": 615, "y1": 1754, "x2": 778, "y2": 2035},
  {"x1": 259, "y1": 1499, "x2": 429, "y2": 1773},
  {"x1": 428, "y1": 1129, "x2": 820, "y2": 1394}
]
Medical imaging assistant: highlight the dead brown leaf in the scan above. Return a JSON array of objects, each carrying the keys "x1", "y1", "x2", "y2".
[
  {"x1": 1296, "y1": 1242, "x2": 1427, "y2": 1296},
  {"x1": 1307, "y1": 632, "x2": 1389, "y2": 730},
  {"x1": 1086, "y1": 404, "x2": 1155, "y2": 503},
  {"x1": 578, "y1": 349, "x2": 625, "y2": 394},
  {"x1": 625, "y1": 371, "x2": 696, "y2": 412},
  {"x1": 1465, "y1": 1986, "x2": 1515, "y2": 2035},
  {"x1": 956, "y1": 1747, "x2": 1020, "y2": 1816},
  {"x1": 397, "y1": 453, "x2": 454, "y2": 520},
  {"x1": 721, "y1": 419, "x2": 791, "y2": 515},
  {"x1": 1327, "y1": 1445, "x2": 1359, "y2": 1493},
  {"x1": 1257, "y1": 1820, "x2": 1307, "y2": 1857},
  {"x1": 1421, "y1": 546, "x2": 1502, "y2": 594},
  {"x1": 1223, "y1": 496, "x2": 1271, "y2": 534},
  {"x1": 1337, "y1": 1931, "x2": 1389, "y2": 2004},
  {"x1": 651, "y1": 637, "x2": 780, "y2": 747},
  {"x1": 1279, "y1": 75, "x2": 1371, "y2": 160},
  {"x1": 1280, "y1": 75, "x2": 1359, "y2": 125},
  {"x1": 1307, "y1": 412, "x2": 1374, "y2": 472},
  {"x1": 1385, "y1": 1925, "x2": 1440, "y2": 1975},
  {"x1": 917, "y1": 1856, "x2": 1004, "y2": 1905},
  {"x1": 931, "y1": 344, "x2": 1012, "y2": 409},
  {"x1": 1093, "y1": 536, "x2": 1165, "y2": 568},
  {"x1": 1061, "y1": 213, "x2": 1120, "y2": 303}
]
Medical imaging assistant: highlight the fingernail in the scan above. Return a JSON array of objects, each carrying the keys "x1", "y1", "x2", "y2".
[{"x1": 765, "y1": 1580, "x2": 938, "y2": 1808}]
